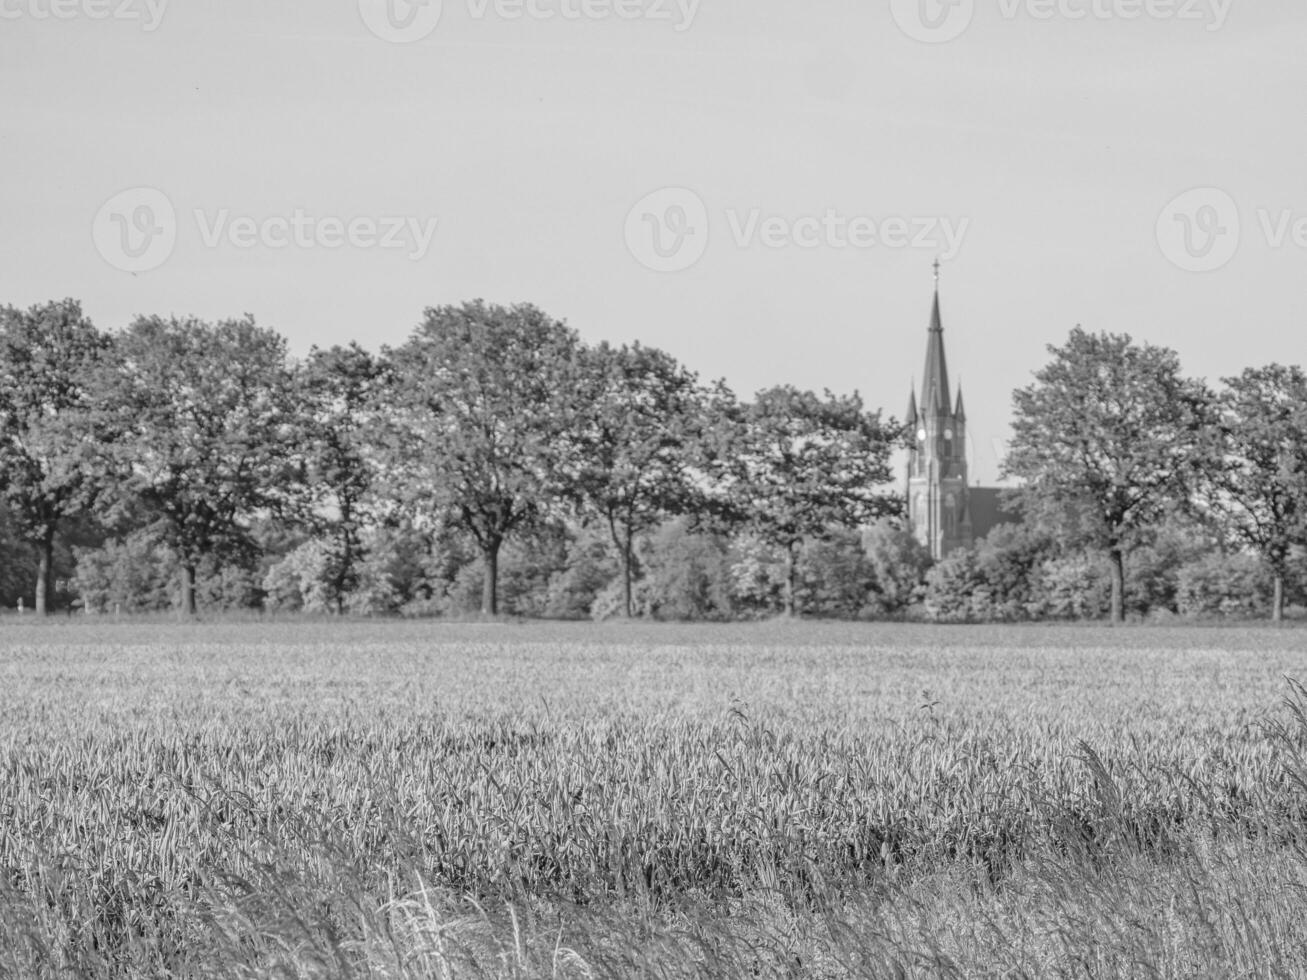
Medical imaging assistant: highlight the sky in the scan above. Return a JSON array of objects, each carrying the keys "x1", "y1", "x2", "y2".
[{"x1": 2, "y1": 0, "x2": 1305, "y2": 486}]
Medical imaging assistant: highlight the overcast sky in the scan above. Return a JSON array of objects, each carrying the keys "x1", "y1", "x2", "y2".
[{"x1": 3, "y1": 0, "x2": 1304, "y2": 485}]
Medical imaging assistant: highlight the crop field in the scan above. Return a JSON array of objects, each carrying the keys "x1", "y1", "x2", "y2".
[{"x1": 3, "y1": 621, "x2": 1307, "y2": 978}]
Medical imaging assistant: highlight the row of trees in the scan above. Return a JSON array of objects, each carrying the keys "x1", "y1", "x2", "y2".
[
  {"x1": 1003, "y1": 329, "x2": 1307, "y2": 623},
  {"x1": 3, "y1": 301, "x2": 1307, "y2": 624},
  {"x1": 0, "y1": 299, "x2": 899, "y2": 619}
]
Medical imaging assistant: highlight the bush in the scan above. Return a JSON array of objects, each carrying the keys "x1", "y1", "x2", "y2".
[
  {"x1": 923, "y1": 549, "x2": 983, "y2": 623},
  {"x1": 638, "y1": 520, "x2": 735, "y2": 621},
  {"x1": 1176, "y1": 552, "x2": 1271, "y2": 618},
  {"x1": 263, "y1": 541, "x2": 334, "y2": 613},
  {"x1": 72, "y1": 533, "x2": 176, "y2": 614},
  {"x1": 1031, "y1": 552, "x2": 1111, "y2": 621},
  {"x1": 862, "y1": 522, "x2": 932, "y2": 615}
]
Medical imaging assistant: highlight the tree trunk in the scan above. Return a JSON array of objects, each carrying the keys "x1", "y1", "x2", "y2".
[
  {"x1": 622, "y1": 544, "x2": 634, "y2": 619},
  {"x1": 481, "y1": 541, "x2": 500, "y2": 617},
  {"x1": 1273, "y1": 573, "x2": 1285, "y2": 624},
  {"x1": 181, "y1": 564, "x2": 198, "y2": 617},
  {"x1": 1108, "y1": 547, "x2": 1125, "y2": 626},
  {"x1": 608, "y1": 516, "x2": 638, "y2": 619},
  {"x1": 35, "y1": 529, "x2": 55, "y2": 616},
  {"x1": 785, "y1": 541, "x2": 799, "y2": 618}
]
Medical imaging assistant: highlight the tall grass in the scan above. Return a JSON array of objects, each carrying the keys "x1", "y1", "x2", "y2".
[{"x1": 1, "y1": 621, "x2": 1306, "y2": 977}]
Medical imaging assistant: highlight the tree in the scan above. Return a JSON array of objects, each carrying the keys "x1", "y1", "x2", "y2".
[
  {"x1": 1003, "y1": 328, "x2": 1215, "y2": 624},
  {"x1": 99, "y1": 315, "x2": 299, "y2": 615},
  {"x1": 862, "y1": 521, "x2": 931, "y2": 614},
  {"x1": 570, "y1": 342, "x2": 709, "y2": 618},
  {"x1": 385, "y1": 301, "x2": 583, "y2": 616},
  {"x1": 0, "y1": 299, "x2": 111, "y2": 614},
  {"x1": 718, "y1": 386, "x2": 900, "y2": 618},
  {"x1": 1209, "y1": 365, "x2": 1307, "y2": 622},
  {"x1": 295, "y1": 343, "x2": 389, "y2": 613}
]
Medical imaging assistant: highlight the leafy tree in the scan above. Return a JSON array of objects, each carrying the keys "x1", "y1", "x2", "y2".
[
  {"x1": 1176, "y1": 551, "x2": 1271, "y2": 619},
  {"x1": 973, "y1": 522, "x2": 1058, "y2": 620},
  {"x1": 630, "y1": 518, "x2": 734, "y2": 621},
  {"x1": 923, "y1": 548, "x2": 983, "y2": 623},
  {"x1": 1003, "y1": 328, "x2": 1215, "y2": 624},
  {"x1": 797, "y1": 529, "x2": 880, "y2": 619},
  {"x1": 0, "y1": 502, "x2": 36, "y2": 609},
  {"x1": 861, "y1": 521, "x2": 931, "y2": 615},
  {"x1": 385, "y1": 301, "x2": 583, "y2": 615},
  {"x1": 0, "y1": 299, "x2": 111, "y2": 613},
  {"x1": 569, "y1": 342, "x2": 710, "y2": 618},
  {"x1": 1031, "y1": 551, "x2": 1110, "y2": 621},
  {"x1": 72, "y1": 531, "x2": 176, "y2": 614},
  {"x1": 296, "y1": 343, "x2": 389, "y2": 612},
  {"x1": 1209, "y1": 365, "x2": 1307, "y2": 622},
  {"x1": 99, "y1": 315, "x2": 299, "y2": 615},
  {"x1": 718, "y1": 386, "x2": 900, "y2": 617}
]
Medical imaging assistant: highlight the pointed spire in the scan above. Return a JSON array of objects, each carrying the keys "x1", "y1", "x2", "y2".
[
  {"x1": 920, "y1": 261, "x2": 951, "y2": 417},
  {"x1": 906, "y1": 384, "x2": 918, "y2": 426},
  {"x1": 954, "y1": 386, "x2": 966, "y2": 421}
]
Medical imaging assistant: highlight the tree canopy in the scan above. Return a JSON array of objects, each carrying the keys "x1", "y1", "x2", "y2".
[{"x1": 1004, "y1": 328, "x2": 1215, "y2": 624}]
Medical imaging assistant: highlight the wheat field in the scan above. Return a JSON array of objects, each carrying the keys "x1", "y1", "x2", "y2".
[{"x1": 2, "y1": 620, "x2": 1307, "y2": 978}]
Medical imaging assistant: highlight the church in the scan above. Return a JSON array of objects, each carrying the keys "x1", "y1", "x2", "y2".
[{"x1": 904, "y1": 268, "x2": 1013, "y2": 560}]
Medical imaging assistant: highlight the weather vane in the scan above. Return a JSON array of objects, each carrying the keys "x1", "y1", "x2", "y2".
[{"x1": 933, "y1": 257, "x2": 941, "y2": 285}]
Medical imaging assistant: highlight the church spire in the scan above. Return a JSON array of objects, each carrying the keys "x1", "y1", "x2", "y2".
[
  {"x1": 906, "y1": 384, "x2": 918, "y2": 426},
  {"x1": 921, "y1": 259, "x2": 951, "y2": 417}
]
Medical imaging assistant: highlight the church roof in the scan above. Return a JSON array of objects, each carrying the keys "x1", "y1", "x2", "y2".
[
  {"x1": 968, "y1": 487, "x2": 1019, "y2": 542},
  {"x1": 921, "y1": 287, "x2": 951, "y2": 417}
]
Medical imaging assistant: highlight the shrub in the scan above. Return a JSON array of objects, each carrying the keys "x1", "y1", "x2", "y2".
[
  {"x1": 863, "y1": 522, "x2": 932, "y2": 615},
  {"x1": 1176, "y1": 552, "x2": 1271, "y2": 618},
  {"x1": 72, "y1": 533, "x2": 176, "y2": 613}
]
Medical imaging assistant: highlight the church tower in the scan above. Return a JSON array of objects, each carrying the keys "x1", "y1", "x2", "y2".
[{"x1": 905, "y1": 262, "x2": 972, "y2": 559}]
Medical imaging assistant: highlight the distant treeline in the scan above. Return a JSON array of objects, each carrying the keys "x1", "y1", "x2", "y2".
[{"x1": 2, "y1": 301, "x2": 1305, "y2": 624}]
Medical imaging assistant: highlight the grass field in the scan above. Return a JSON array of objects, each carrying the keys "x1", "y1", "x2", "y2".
[{"x1": 3, "y1": 620, "x2": 1307, "y2": 978}]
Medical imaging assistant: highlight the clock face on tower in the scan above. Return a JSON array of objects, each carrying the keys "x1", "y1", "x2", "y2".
[
  {"x1": 944, "y1": 429, "x2": 954, "y2": 441},
  {"x1": 916, "y1": 428, "x2": 926, "y2": 442}
]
